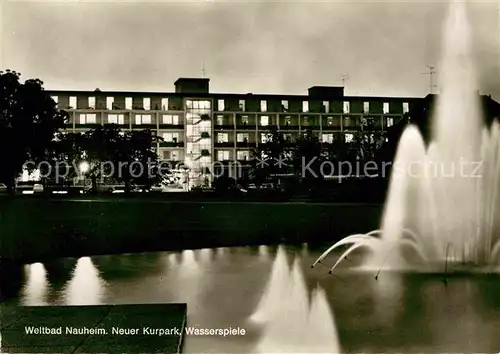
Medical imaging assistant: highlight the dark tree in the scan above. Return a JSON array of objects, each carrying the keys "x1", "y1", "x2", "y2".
[
  {"x1": 119, "y1": 129, "x2": 162, "y2": 192},
  {"x1": 82, "y1": 124, "x2": 124, "y2": 192},
  {"x1": 48, "y1": 132, "x2": 88, "y2": 185},
  {"x1": 250, "y1": 127, "x2": 292, "y2": 185},
  {"x1": 0, "y1": 70, "x2": 68, "y2": 191},
  {"x1": 293, "y1": 129, "x2": 323, "y2": 186}
]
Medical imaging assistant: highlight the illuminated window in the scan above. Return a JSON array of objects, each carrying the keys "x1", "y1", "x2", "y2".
[
  {"x1": 162, "y1": 114, "x2": 179, "y2": 125},
  {"x1": 162, "y1": 98, "x2": 169, "y2": 110},
  {"x1": 383, "y1": 102, "x2": 389, "y2": 114},
  {"x1": 241, "y1": 115, "x2": 249, "y2": 125},
  {"x1": 217, "y1": 150, "x2": 230, "y2": 161},
  {"x1": 302, "y1": 101, "x2": 309, "y2": 113},
  {"x1": 261, "y1": 133, "x2": 268, "y2": 144},
  {"x1": 387, "y1": 117, "x2": 394, "y2": 127},
  {"x1": 260, "y1": 116, "x2": 269, "y2": 126},
  {"x1": 143, "y1": 98, "x2": 151, "y2": 110},
  {"x1": 51, "y1": 96, "x2": 58, "y2": 105},
  {"x1": 79, "y1": 113, "x2": 97, "y2": 124},
  {"x1": 216, "y1": 115, "x2": 224, "y2": 126},
  {"x1": 125, "y1": 97, "x2": 132, "y2": 110},
  {"x1": 217, "y1": 133, "x2": 229, "y2": 143},
  {"x1": 218, "y1": 99, "x2": 225, "y2": 111},
  {"x1": 260, "y1": 100, "x2": 267, "y2": 112},
  {"x1": 326, "y1": 116, "x2": 334, "y2": 126},
  {"x1": 284, "y1": 116, "x2": 291, "y2": 126},
  {"x1": 239, "y1": 100, "x2": 245, "y2": 111},
  {"x1": 186, "y1": 100, "x2": 211, "y2": 110},
  {"x1": 88, "y1": 97, "x2": 96, "y2": 109},
  {"x1": 237, "y1": 133, "x2": 249, "y2": 142},
  {"x1": 237, "y1": 150, "x2": 250, "y2": 160},
  {"x1": 162, "y1": 132, "x2": 179, "y2": 142},
  {"x1": 403, "y1": 102, "x2": 409, "y2": 114},
  {"x1": 108, "y1": 114, "x2": 124, "y2": 124},
  {"x1": 281, "y1": 100, "x2": 289, "y2": 111},
  {"x1": 322, "y1": 133, "x2": 334, "y2": 143},
  {"x1": 323, "y1": 101, "x2": 329, "y2": 113},
  {"x1": 363, "y1": 102, "x2": 369, "y2": 113},
  {"x1": 69, "y1": 96, "x2": 77, "y2": 109},
  {"x1": 135, "y1": 114, "x2": 152, "y2": 125},
  {"x1": 283, "y1": 133, "x2": 292, "y2": 141},
  {"x1": 345, "y1": 133, "x2": 354, "y2": 143},
  {"x1": 106, "y1": 97, "x2": 114, "y2": 110},
  {"x1": 343, "y1": 101, "x2": 350, "y2": 114}
]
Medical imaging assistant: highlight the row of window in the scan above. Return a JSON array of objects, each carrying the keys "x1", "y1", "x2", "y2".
[
  {"x1": 162, "y1": 150, "x2": 253, "y2": 162},
  {"x1": 216, "y1": 150, "x2": 251, "y2": 161},
  {"x1": 220, "y1": 99, "x2": 408, "y2": 114},
  {"x1": 78, "y1": 113, "x2": 181, "y2": 125},
  {"x1": 76, "y1": 113, "x2": 395, "y2": 127},
  {"x1": 161, "y1": 131, "x2": 368, "y2": 144},
  {"x1": 52, "y1": 95, "x2": 409, "y2": 114},
  {"x1": 215, "y1": 132, "x2": 358, "y2": 144}
]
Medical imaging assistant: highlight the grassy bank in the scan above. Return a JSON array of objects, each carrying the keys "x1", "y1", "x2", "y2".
[{"x1": 0, "y1": 197, "x2": 383, "y2": 263}]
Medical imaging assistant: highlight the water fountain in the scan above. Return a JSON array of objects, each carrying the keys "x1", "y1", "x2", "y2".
[
  {"x1": 313, "y1": 0, "x2": 500, "y2": 274},
  {"x1": 252, "y1": 247, "x2": 341, "y2": 353},
  {"x1": 249, "y1": 246, "x2": 292, "y2": 323}
]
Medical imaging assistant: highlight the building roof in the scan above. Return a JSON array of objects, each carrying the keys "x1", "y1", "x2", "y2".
[{"x1": 44, "y1": 89, "x2": 422, "y2": 101}]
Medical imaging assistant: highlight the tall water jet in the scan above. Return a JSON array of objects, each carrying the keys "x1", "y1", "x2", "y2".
[
  {"x1": 306, "y1": 286, "x2": 342, "y2": 353},
  {"x1": 314, "y1": 0, "x2": 500, "y2": 273},
  {"x1": 254, "y1": 254, "x2": 341, "y2": 353},
  {"x1": 430, "y1": 0, "x2": 483, "y2": 264},
  {"x1": 249, "y1": 246, "x2": 291, "y2": 323}
]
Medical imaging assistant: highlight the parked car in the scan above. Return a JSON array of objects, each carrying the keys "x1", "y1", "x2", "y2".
[
  {"x1": 150, "y1": 183, "x2": 167, "y2": 193},
  {"x1": 33, "y1": 184, "x2": 44, "y2": 194}
]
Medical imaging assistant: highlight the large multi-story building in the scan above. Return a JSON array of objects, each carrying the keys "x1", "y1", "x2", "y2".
[{"x1": 46, "y1": 78, "x2": 424, "y2": 187}]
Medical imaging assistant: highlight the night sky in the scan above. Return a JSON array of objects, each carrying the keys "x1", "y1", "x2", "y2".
[{"x1": 2, "y1": 0, "x2": 499, "y2": 100}]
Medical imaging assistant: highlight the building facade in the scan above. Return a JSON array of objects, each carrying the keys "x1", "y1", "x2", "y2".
[{"x1": 47, "y1": 78, "x2": 422, "y2": 187}]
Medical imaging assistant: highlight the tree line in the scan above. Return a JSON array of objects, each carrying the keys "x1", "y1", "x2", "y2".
[{"x1": 0, "y1": 70, "x2": 161, "y2": 193}]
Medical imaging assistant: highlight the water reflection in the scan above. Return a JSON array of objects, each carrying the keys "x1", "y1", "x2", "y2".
[
  {"x1": 301, "y1": 242, "x2": 309, "y2": 258},
  {"x1": 62, "y1": 257, "x2": 106, "y2": 305},
  {"x1": 372, "y1": 271, "x2": 404, "y2": 326},
  {"x1": 199, "y1": 248, "x2": 212, "y2": 264},
  {"x1": 44, "y1": 259, "x2": 77, "y2": 287},
  {"x1": 258, "y1": 245, "x2": 270, "y2": 258},
  {"x1": 423, "y1": 278, "x2": 499, "y2": 353},
  {"x1": 21, "y1": 263, "x2": 49, "y2": 306},
  {"x1": 8, "y1": 246, "x2": 500, "y2": 353}
]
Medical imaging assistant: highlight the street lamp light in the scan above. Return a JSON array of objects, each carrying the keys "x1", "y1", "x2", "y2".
[
  {"x1": 78, "y1": 161, "x2": 90, "y2": 192},
  {"x1": 79, "y1": 161, "x2": 90, "y2": 174}
]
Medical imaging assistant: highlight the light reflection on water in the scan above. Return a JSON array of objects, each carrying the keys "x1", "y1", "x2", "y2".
[
  {"x1": 62, "y1": 257, "x2": 107, "y2": 305},
  {"x1": 21, "y1": 263, "x2": 49, "y2": 306},
  {"x1": 10, "y1": 246, "x2": 500, "y2": 353}
]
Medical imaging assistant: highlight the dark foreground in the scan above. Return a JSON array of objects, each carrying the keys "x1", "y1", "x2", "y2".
[
  {"x1": 0, "y1": 303, "x2": 187, "y2": 353},
  {"x1": 0, "y1": 197, "x2": 382, "y2": 264}
]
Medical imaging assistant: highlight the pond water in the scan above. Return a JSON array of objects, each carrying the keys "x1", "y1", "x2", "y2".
[{"x1": 4, "y1": 245, "x2": 500, "y2": 353}]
